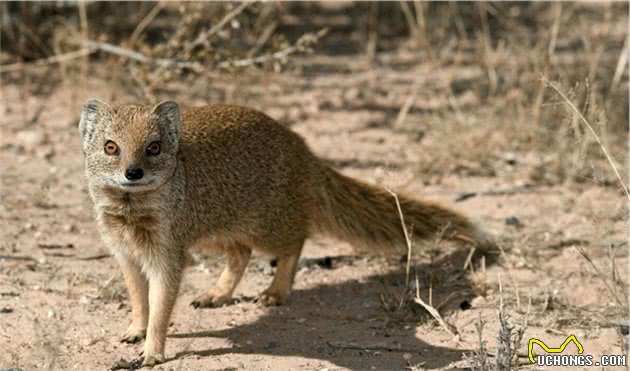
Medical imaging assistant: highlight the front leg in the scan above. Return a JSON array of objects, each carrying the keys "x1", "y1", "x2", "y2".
[
  {"x1": 142, "y1": 257, "x2": 183, "y2": 367},
  {"x1": 118, "y1": 256, "x2": 149, "y2": 343}
]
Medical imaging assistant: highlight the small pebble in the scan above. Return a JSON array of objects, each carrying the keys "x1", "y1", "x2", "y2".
[{"x1": 505, "y1": 216, "x2": 523, "y2": 227}]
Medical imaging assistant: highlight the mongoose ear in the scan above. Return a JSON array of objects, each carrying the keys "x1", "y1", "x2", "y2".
[
  {"x1": 79, "y1": 98, "x2": 111, "y2": 147},
  {"x1": 152, "y1": 100, "x2": 181, "y2": 144}
]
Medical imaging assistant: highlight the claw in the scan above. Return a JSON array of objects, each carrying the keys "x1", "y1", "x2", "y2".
[
  {"x1": 142, "y1": 353, "x2": 165, "y2": 367},
  {"x1": 256, "y1": 292, "x2": 286, "y2": 306},
  {"x1": 190, "y1": 292, "x2": 232, "y2": 308},
  {"x1": 121, "y1": 328, "x2": 146, "y2": 344}
]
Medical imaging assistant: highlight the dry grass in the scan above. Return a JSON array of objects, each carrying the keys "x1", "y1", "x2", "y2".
[{"x1": 393, "y1": 3, "x2": 629, "y2": 189}]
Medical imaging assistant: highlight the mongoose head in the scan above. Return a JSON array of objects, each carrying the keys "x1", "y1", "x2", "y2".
[{"x1": 79, "y1": 99, "x2": 181, "y2": 194}]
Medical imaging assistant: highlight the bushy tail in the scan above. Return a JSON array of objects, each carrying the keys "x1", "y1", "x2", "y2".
[{"x1": 311, "y1": 167, "x2": 489, "y2": 252}]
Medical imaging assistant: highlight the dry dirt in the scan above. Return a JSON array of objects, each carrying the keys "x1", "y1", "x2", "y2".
[{"x1": 1, "y1": 48, "x2": 628, "y2": 370}]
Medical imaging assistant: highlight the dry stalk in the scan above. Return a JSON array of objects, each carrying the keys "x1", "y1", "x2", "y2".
[
  {"x1": 128, "y1": 2, "x2": 166, "y2": 48},
  {"x1": 511, "y1": 291, "x2": 532, "y2": 365},
  {"x1": 385, "y1": 187, "x2": 458, "y2": 337},
  {"x1": 496, "y1": 243, "x2": 521, "y2": 310},
  {"x1": 78, "y1": 0, "x2": 89, "y2": 90},
  {"x1": 412, "y1": 0, "x2": 428, "y2": 49},
  {"x1": 394, "y1": 85, "x2": 419, "y2": 129},
  {"x1": 610, "y1": 36, "x2": 628, "y2": 92},
  {"x1": 547, "y1": 3, "x2": 562, "y2": 58},
  {"x1": 574, "y1": 244, "x2": 625, "y2": 308},
  {"x1": 542, "y1": 77, "x2": 630, "y2": 202},
  {"x1": 477, "y1": 3, "x2": 497, "y2": 95},
  {"x1": 385, "y1": 187, "x2": 413, "y2": 289},
  {"x1": 399, "y1": 1, "x2": 419, "y2": 44},
  {"x1": 467, "y1": 313, "x2": 489, "y2": 371},
  {"x1": 496, "y1": 274, "x2": 512, "y2": 371}
]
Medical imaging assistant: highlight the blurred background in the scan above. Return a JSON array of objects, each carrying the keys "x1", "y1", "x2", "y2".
[
  {"x1": 0, "y1": 2, "x2": 628, "y2": 370},
  {"x1": 1, "y1": 1, "x2": 627, "y2": 183}
]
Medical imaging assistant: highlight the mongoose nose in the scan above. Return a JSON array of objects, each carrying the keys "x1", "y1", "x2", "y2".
[{"x1": 125, "y1": 168, "x2": 144, "y2": 181}]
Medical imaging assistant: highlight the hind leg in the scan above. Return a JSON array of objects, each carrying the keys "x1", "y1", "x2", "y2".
[
  {"x1": 258, "y1": 242, "x2": 304, "y2": 306},
  {"x1": 191, "y1": 243, "x2": 251, "y2": 308}
]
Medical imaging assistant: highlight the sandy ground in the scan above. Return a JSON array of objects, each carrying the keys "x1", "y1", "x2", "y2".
[{"x1": 0, "y1": 49, "x2": 628, "y2": 371}]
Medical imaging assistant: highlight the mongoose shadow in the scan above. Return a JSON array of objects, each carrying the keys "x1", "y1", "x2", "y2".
[{"x1": 169, "y1": 247, "x2": 497, "y2": 370}]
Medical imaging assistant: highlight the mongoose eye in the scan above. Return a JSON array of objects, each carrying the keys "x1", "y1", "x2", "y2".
[
  {"x1": 146, "y1": 141, "x2": 161, "y2": 156},
  {"x1": 104, "y1": 141, "x2": 119, "y2": 155}
]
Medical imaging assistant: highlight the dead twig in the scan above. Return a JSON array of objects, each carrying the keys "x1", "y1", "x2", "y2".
[
  {"x1": 0, "y1": 48, "x2": 95, "y2": 73},
  {"x1": 37, "y1": 243, "x2": 74, "y2": 250},
  {"x1": 77, "y1": 253, "x2": 110, "y2": 261},
  {"x1": 43, "y1": 252, "x2": 75, "y2": 258},
  {"x1": 0, "y1": 255, "x2": 37, "y2": 262},
  {"x1": 414, "y1": 274, "x2": 459, "y2": 337},
  {"x1": 217, "y1": 28, "x2": 328, "y2": 69},
  {"x1": 79, "y1": 28, "x2": 328, "y2": 73},
  {"x1": 184, "y1": 1, "x2": 254, "y2": 54},
  {"x1": 247, "y1": 21, "x2": 277, "y2": 57},
  {"x1": 463, "y1": 246, "x2": 477, "y2": 271},
  {"x1": 455, "y1": 184, "x2": 534, "y2": 202},
  {"x1": 327, "y1": 341, "x2": 417, "y2": 353},
  {"x1": 82, "y1": 40, "x2": 205, "y2": 73}
]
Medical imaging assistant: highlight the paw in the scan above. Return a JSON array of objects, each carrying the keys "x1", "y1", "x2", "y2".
[
  {"x1": 256, "y1": 290, "x2": 287, "y2": 306},
  {"x1": 190, "y1": 289, "x2": 232, "y2": 308},
  {"x1": 121, "y1": 326, "x2": 146, "y2": 344},
  {"x1": 141, "y1": 352, "x2": 165, "y2": 367}
]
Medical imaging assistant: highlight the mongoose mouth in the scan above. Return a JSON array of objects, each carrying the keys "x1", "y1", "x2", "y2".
[
  {"x1": 108, "y1": 179, "x2": 156, "y2": 192},
  {"x1": 120, "y1": 181, "x2": 152, "y2": 187}
]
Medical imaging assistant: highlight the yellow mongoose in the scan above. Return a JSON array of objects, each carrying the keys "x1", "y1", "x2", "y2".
[{"x1": 79, "y1": 100, "x2": 488, "y2": 366}]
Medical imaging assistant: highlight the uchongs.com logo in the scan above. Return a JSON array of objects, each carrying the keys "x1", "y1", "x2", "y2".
[{"x1": 528, "y1": 335, "x2": 626, "y2": 367}]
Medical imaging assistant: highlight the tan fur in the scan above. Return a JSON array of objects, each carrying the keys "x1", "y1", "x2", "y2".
[{"x1": 80, "y1": 101, "x2": 489, "y2": 366}]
